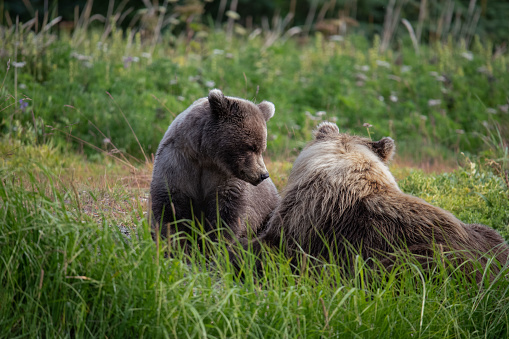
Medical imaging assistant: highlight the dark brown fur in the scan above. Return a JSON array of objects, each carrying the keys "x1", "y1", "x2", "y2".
[
  {"x1": 150, "y1": 89, "x2": 280, "y2": 244},
  {"x1": 234, "y1": 122, "x2": 509, "y2": 281}
]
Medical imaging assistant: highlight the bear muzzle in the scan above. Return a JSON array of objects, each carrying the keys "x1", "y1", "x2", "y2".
[{"x1": 244, "y1": 171, "x2": 270, "y2": 186}]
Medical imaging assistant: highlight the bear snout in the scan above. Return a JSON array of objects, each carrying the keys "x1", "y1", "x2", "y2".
[{"x1": 246, "y1": 171, "x2": 270, "y2": 186}]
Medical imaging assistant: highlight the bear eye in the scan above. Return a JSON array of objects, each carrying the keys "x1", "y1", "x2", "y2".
[{"x1": 248, "y1": 145, "x2": 257, "y2": 152}]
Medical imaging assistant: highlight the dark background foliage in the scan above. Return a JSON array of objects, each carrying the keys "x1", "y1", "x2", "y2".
[{"x1": 3, "y1": 0, "x2": 508, "y2": 44}]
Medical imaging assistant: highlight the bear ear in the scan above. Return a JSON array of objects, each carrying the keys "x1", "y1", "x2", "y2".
[
  {"x1": 313, "y1": 122, "x2": 340, "y2": 140},
  {"x1": 208, "y1": 89, "x2": 238, "y2": 119},
  {"x1": 369, "y1": 137, "x2": 396, "y2": 163},
  {"x1": 258, "y1": 101, "x2": 275, "y2": 121}
]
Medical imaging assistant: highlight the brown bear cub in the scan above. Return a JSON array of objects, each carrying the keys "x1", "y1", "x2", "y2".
[
  {"x1": 238, "y1": 122, "x2": 508, "y2": 281},
  {"x1": 150, "y1": 89, "x2": 280, "y2": 243}
]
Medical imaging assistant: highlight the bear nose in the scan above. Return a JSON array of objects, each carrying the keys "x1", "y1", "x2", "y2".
[{"x1": 260, "y1": 172, "x2": 270, "y2": 181}]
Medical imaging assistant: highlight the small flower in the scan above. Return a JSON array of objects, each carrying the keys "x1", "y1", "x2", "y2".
[
  {"x1": 71, "y1": 52, "x2": 91, "y2": 61},
  {"x1": 455, "y1": 129, "x2": 465, "y2": 134},
  {"x1": 188, "y1": 75, "x2": 200, "y2": 82},
  {"x1": 177, "y1": 96, "x2": 185, "y2": 101},
  {"x1": 486, "y1": 108, "x2": 497, "y2": 114},
  {"x1": 212, "y1": 49, "x2": 224, "y2": 55},
  {"x1": 428, "y1": 99, "x2": 441, "y2": 107},
  {"x1": 226, "y1": 10, "x2": 240, "y2": 20},
  {"x1": 363, "y1": 123, "x2": 373, "y2": 128},
  {"x1": 354, "y1": 65, "x2": 370, "y2": 72},
  {"x1": 429, "y1": 71, "x2": 439, "y2": 77},
  {"x1": 401, "y1": 65, "x2": 412, "y2": 73},
  {"x1": 376, "y1": 60, "x2": 390, "y2": 68},
  {"x1": 205, "y1": 80, "x2": 215, "y2": 88},
  {"x1": 316, "y1": 111, "x2": 326, "y2": 117},
  {"x1": 305, "y1": 111, "x2": 319, "y2": 120},
  {"x1": 389, "y1": 94, "x2": 398, "y2": 102},
  {"x1": 103, "y1": 138, "x2": 111, "y2": 144},
  {"x1": 420, "y1": 115, "x2": 428, "y2": 121},
  {"x1": 461, "y1": 51, "x2": 473, "y2": 61},
  {"x1": 477, "y1": 66, "x2": 489, "y2": 74},
  {"x1": 329, "y1": 35, "x2": 344, "y2": 42},
  {"x1": 169, "y1": 79, "x2": 178, "y2": 85},
  {"x1": 499, "y1": 104, "x2": 508, "y2": 113},
  {"x1": 123, "y1": 56, "x2": 133, "y2": 68},
  {"x1": 141, "y1": 52, "x2": 151, "y2": 59},
  {"x1": 12, "y1": 61, "x2": 26, "y2": 68},
  {"x1": 19, "y1": 99, "x2": 28, "y2": 112},
  {"x1": 378, "y1": 95, "x2": 384, "y2": 102},
  {"x1": 435, "y1": 75, "x2": 446, "y2": 82},
  {"x1": 355, "y1": 73, "x2": 368, "y2": 81},
  {"x1": 19, "y1": 83, "x2": 27, "y2": 89}
]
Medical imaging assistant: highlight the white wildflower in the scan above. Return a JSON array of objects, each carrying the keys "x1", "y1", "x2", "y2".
[
  {"x1": 461, "y1": 51, "x2": 473, "y2": 61},
  {"x1": 401, "y1": 65, "x2": 412, "y2": 73},
  {"x1": 355, "y1": 73, "x2": 368, "y2": 81},
  {"x1": 428, "y1": 99, "x2": 441, "y2": 107},
  {"x1": 354, "y1": 65, "x2": 370, "y2": 72},
  {"x1": 329, "y1": 35, "x2": 344, "y2": 42},
  {"x1": 376, "y1": 60, "x2": 390, "y2": 68},
  {"x1": 12, "y1": 61, "x2": 26, "y2": 68}
]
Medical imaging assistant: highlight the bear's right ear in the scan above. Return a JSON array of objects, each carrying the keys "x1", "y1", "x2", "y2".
[
  {"x1": 313, "y1": 122, "x2": 340, "y2": 140},
  {"x1": 209, "y1": 89, "x2": 237, "y2": 119},
  {"x1": 258, "y1": 101, "x2": 275, "y2": 121},
  {"x1": 369, "y1": 137, "x2": 396, "y2": 163}
]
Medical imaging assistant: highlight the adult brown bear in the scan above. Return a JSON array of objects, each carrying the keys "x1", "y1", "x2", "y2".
[
  {"x1": 236, "y1": 122, "x2": 508, "y2": 281},
  {"x1": 150, "y1": 89, "x2": 280, "y2": 243}
]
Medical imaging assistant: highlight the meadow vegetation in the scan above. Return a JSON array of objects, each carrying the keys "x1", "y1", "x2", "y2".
[{"x1": 1, "y1": 1, "x2": 509, "y2": 337}]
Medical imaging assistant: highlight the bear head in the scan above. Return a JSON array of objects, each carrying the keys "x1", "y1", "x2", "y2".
[
  {"x1": 205, "y1": 89, "x2": 275, "y2": 186},
  {"x1": 289, "y1": 121, "x2": 399, "y2": 196}
]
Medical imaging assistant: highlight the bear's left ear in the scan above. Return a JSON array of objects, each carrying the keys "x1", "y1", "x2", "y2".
[
  {"x1": 258, "y1": 101, "x2": 275, "y2": 121},
  {"x1": 313, "y1": 122, "x2": 340, "y2": 140},
  {"x1": 369, "y1": 137, "x2": 396, "y2": 163},
  {"x1": 208, "y1": 89, "x2": 239, "y2": 119}
]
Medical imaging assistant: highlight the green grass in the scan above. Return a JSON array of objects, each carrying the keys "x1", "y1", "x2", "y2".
[
  {"x1": 2, "y1": 9, "x2": 509, "y2": 338},
  {"x1": 1, "y1": 28, "x2": 508, "y2": 164},
  {"x1": 1, "y1": 144, "x2": 509, "y2": 338}
]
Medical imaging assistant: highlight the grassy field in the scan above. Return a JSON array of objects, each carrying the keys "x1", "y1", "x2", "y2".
[
  {"x1": 1, "y1": 6, "x2": 509, "y2": 338},
  {"x1": 1, "y1": 142, "x2": 509, "y2": 338}
]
